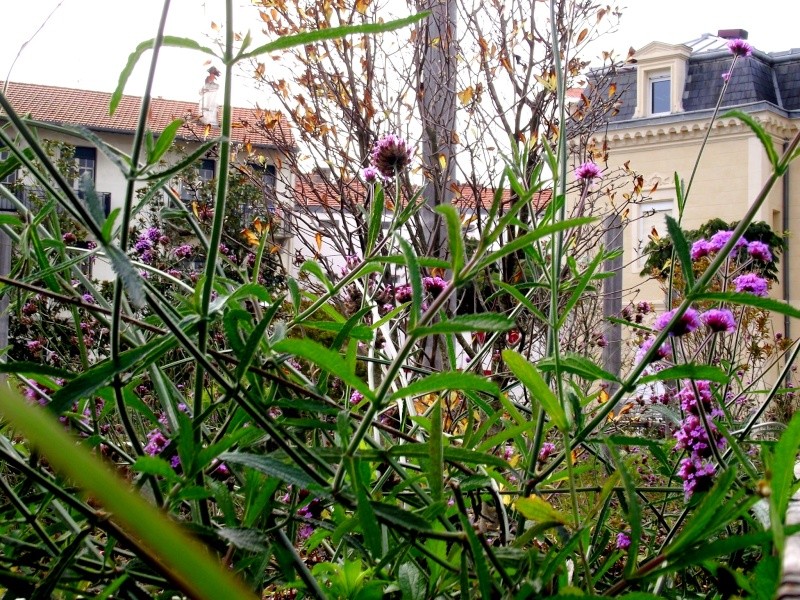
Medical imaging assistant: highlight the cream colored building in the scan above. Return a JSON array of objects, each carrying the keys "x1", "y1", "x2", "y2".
[{"x1": 592, "y1": 30, "x2": 800, "y2": 340}]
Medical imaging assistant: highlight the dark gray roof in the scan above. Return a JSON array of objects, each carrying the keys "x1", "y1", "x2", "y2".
[{"x1": 591, "y1": 42, "x2": 800, "y2": 123}]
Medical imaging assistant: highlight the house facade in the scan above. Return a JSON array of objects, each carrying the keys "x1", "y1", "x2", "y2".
[
  {"x1": 590, "y1": 30, "x2": 800, "y2": 340},
  {"x1": 0, "y1": 81, "x2": 296, "y2": 278}
]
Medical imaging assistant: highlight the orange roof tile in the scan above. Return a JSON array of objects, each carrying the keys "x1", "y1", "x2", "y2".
[
  {"x1": 291, "y1": 172, "x2": 552, "y2": 211},
  {"x1": 0, "y1": 81, "x2": 294, "y2": 149}
]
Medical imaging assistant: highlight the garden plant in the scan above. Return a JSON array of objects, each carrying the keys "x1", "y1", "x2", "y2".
[{"x1": 0, "y1": 2, "x2": 800, "y2": 599}]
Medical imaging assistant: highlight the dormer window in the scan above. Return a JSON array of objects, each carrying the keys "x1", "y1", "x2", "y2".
[
  {"x1": 650, "y1": 73, "x2": 671, "y2": 114},
  {"x1": 631, "y1": 42, "x2": 691, "y2": 119}
]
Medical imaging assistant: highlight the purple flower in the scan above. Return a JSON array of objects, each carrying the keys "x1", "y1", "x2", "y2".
[
  {"x1": 701, "y1": 308, "x2": 736, "y2": 334},
  {"x1": 690, "y1": 239, "x2": 712, "y2": 260},
  {"x1": 423, "y1": 276, "x2": 448, "y2": 297},
  {"x1": 678, "y1": 456, "x2": 716, "y2": 499},
  {"x1": 26, "y1": 340, "x2": 42, "y2": 352},
  {"x1": 395, "y1": 284, "x2": 412, "y2": 303},
  {"x1": 144, "y1": 429, "x2": 169, "y2": 456},
  {"x1": 654, "y1": 307, "x2": 701, "y2": 337},
  {"x1": 361, "y1": 166, "x2": 381, "y2": 184},
  {"x1": 747, "y1": 240, "x2": 772, "y2": 262},
  {"x1": 616, "y1": 532, "x2": 631, "y2": 550},
  {"x1": 727, "y1": 38, "x2": 753, "y2": 58},
  {"x1": 635, "y1": 336, "x2": 671, "y2": 365},
  {"x1": 721, "y1": 72, "x2": 731, "y2": 82},
  {"x1": 82, "y1": 293, "x2": 95, "y2": 304},
  {"x1": 677, "y1": 380, "x2": 714, "y2": 416},
  {"x1": 708, "y1": 230, "x2": 747, "y2": 253},
  {"x1": 350, "y1": 390, "x2": 364, "y2": 405},
  {"x1": 174, "y1": 244, "x2": 193, "y2": 258},
  {"x1": 538, "y1": 442, "x2": 556, "y2": 462},
  {"x1": 575, "y1": 161, "x2": 602, "y2": 182},
  {"x1": 133, "y1": 238, "x2": 153, "y2": 253},
  {"x1": 62, "y1": 232, "x2": 77, "y2": 244},
  {"x1": 144, "y1": 227, "x2": 162, "y2": 242},
  {"x1": 370, "y1": 134, "x2": 413, "y2": 179},
  {"x1": 734, "y1": 273, "x2": 768, "y2": 296},
  {"x1": 674, "y1": 415, "x2": 723, "y2": 458},
  {"x1": 636, "y1": 301, "x2": 653, "y2": 315}
]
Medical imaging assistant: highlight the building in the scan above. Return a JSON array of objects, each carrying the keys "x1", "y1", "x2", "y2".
[
  {"x1": 588, "y1": 30, "x2": 800, "y2": 340},
  {"x1": 0, "y1": 80, "x2": 295, "y2": 278}
]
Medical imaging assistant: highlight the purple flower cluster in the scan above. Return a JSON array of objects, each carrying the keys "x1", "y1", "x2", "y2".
[
  {"x1": 394, "y1": 284, "x2": 412, "y2": 303},
  {"x1": 174, "y1": 244, "x2": 193, "y2": 258},
  {"x1": 132, "y1": 226, "x2": 165, "y2": 264},
  {"x1": 538, "y1": 442, "x2": 556, "y2": 462},
  {"x1": 369, "y1": 134, "x2": 414, "y2": 179},
  {"x1": 654, "y1": 307, "x2": 701, "y2": 337},
  {"x1": 747, "y1": 240, "x2": 772, "y2": 262},
  {"x1": 423, "y1": 276, "x2": 448, "y2": 297},
  {"x1": 616, "y1": 532, "x2": 632, "y2": 550},
  {"x1": 734, "y1": 273, "x2": 769, "y2": 296},
  {"x1": 700, "y1": 308, "x2": 736, "y2": 333},
  {"x1": 361, "y1": 165, "x2": 381, "y2": 184},
  {"x1": 575, "y1": 161, "x2": 602, "y2": 182},
  {"x1": 635, "y1": 336, "x2": 671, "y2": 365},
  {"x1": 674, "y1": 380, "x2": 724, "y2": 499}
]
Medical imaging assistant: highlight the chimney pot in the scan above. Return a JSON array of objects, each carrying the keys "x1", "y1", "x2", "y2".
[{"x1": 718, "y1": 28, "x2": 748, "y2": 40}]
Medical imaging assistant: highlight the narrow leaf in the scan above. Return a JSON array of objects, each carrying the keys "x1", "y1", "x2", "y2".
[{"x1": 503, "y1": 350, "x2": 567, "y2": 431}]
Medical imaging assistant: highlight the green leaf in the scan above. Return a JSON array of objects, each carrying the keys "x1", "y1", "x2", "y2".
[
  {"x1": 132, "y1": 456, "x2": 180, "y2": 481},
  {"x1": 371, "y1": 502, "x2": 432, "y2": 533},
  {"x1": 237, "y1": 13, "x2": 428, "y2": 61},
  {"x1": 273, "y1": 338, "x2": 374, "y2": 400},
  {"x1": 50, "y1": 330, "x2": 184, "y2": 414},
  {"x1": 515, "y1": 495, "x2": 568, "y2": 524},
  {"x1": 220, "y1": 452, "x2": 327, "y2": 494},
  {"x1": 149, "y1": 119, "x2": 184, "y2": 165},
  {"x1": 770, "y1": 410, "x2": 800, "y2": 553},
  {"x1": 477, "y1": 217, "x2": 594, "y2": 271},
  {"x1": 606, "y1": 441, "x2": 642, "y2": 578},
  {"x1": 216, "y1": 527, "x2": 269, "y2": 552},
  {"x1": 299, "y1": 260, "x2": 334, "y2": 293},
  {"x1": 538, "y1": 353, "x2": 622, "y2": 384},
  {"x1": 435, "y1": 204, "x2": 465, "y2": 276},
  {"x1": 722, "y1": 110, "x2": 779, "y2": 169},
  {"x1": 413, "y1": 313, "x2": 514, "y2": 336},
  {"x1": 390, "y1": 372, "x2": 499, "y2": 401},
  {"x1": 302, "y1": 321, "x2": 373, "y2": 341},
  {"x1": 398, "y1": 238, "x2": 422, "y2": 329},
  {"x1": 348, "y1": 457, "x2": 382, "y2": 557},
  {"x1": 556, "y1": 250, "x2": 605, "y2": 328},
  {"x1": 429, "y1": 398, "x2": 444, "y2": 502},
  {"x1": 665, "y1": 215, "x2": 695, "y2": 289},
  {"x1": 503, "y1": 350, "x2": 567, "y2": 431},
  {"x1": 0, "y1": 388, "x2": 257, "y2": 600},
  {"x1": 366, "y1": 183, "x2": 384, "y2": 254},
  {"x1": 287, "y1": 277, "x2": 301, "y2": 314},
  {"x1": 31, "y1": 529, "x2": 92, "y2": 600},
  {"x1": 105, "y1": 245, "x2": 146, "y2": 308},
  {"x1": 112, "y1": 37, "x2": 219, "y2": 115},
  {"x1": 638, "y1": 363, "x2": 731, "y2": 385},
  {"x1": 101, "y1": 208, "x2": 121, "y2": 242},
  {"x1": 691, "y1": 291, "x2": 800, "y2": 320},
  {"x1": 398, "y1": 562, "x2": 427, "y2": 600},
  {"x1": 77, "y1": 173, "x2": 106, "y2": 229},
  {"x1": 140, "y1": 140, "x2": 219, "y2": 181}
]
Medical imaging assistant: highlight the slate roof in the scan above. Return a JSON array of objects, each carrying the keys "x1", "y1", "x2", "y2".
[
  {"x1": 591, "y1": 35, "x2": 800, "y2": 123},
  {"x1": 0, "y1": 81, "x2": 295, "y2": 149}
]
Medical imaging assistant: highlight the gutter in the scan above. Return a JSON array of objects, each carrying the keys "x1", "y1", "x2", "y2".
[{"x1": 784, "y1": 140, "x2": 792, "y2": 340}]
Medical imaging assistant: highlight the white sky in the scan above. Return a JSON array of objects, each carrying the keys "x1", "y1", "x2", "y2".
[{"x1": 1, "y1": 0, "x2": 798, "y2": 108}]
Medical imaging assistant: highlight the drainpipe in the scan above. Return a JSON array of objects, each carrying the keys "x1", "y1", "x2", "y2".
[{"x1": 784, "y1": 141, "x2": 792, "y2": 341}]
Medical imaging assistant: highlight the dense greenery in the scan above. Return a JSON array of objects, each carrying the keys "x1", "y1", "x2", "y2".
[{"x1": 0, "y1": 3, "x2": 799, "y2": 599}]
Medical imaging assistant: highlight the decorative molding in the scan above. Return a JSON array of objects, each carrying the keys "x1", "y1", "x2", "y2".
[{"x1": 594, "y1": 111, "x2": 799, "y2": 149}]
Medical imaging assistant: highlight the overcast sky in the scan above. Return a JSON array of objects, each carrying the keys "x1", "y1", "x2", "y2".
[{"x1": 2, "y1": 0, "x2": 797, "y2": 107}]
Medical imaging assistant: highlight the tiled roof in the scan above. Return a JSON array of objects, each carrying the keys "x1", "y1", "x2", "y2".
[
  {"x1": 0, "y1": 81, "x2": 294, "y2": 148},
  {"x1": 292, "y1": 170, "x2": 551, "y2": 211}
]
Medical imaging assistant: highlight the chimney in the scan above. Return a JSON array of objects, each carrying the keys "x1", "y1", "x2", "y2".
[{"x1": 718, "y1": 28, "x2": 748, "y2": 40}]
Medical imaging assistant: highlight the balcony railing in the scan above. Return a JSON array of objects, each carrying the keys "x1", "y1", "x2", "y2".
[{"x1": 0, "y1": 186, "x2": 111, "y2": 216}]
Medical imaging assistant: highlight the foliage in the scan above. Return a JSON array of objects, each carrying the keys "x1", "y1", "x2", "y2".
[{"x1": 0, "y1": 2, "x2": 798, "y2": 599}]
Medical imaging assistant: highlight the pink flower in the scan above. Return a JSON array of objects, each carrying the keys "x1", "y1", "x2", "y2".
[
  {"x1": 361, "y1": 166, "x2": 381, "y2": 184},
  {"x1": 701, "y1": 308, "x2": 736, "y2": 333},
  {"x1": 708, "y1": 230, "x2": 747, "y2": 253},
  {"x1": 349, "y1": 390, "x2": 364, "y2": 405},
  {"x1": 654, "y1": 308, "x2": 701, "y2": 337},
  {"x1": 678, "y1": 456, "x2": 716, "y2": 499},
  {"x1": 635, "y1": 336, "x2": 671, "y2": 365},
  {"x1": 690, "y1": 239, "x2": 712, "y2": 260},
  {"x1": 616, "y1": 532, "x2": 631, "y2": 550},
  {"x1": 423, "y1": 276, "x2": 447, "y2": 296},
  {"x1": 727, "y1": 38, "x2": 753, "y2": 58},
  {"x1": 538, "y1": 442, "x2": 556, "y2": 462},
  {"x1": 370, "y1": 134, "x2": 413, "y2": 179},
  {"x1": 747, "y1": 240, "x2": 772, "y2": 262},
  {"x1": 734, "y1": 273, "x2": 768, "y2": 296},
  {"x1": 575, "y1": 161, "x2": 602, "y2": 182}
]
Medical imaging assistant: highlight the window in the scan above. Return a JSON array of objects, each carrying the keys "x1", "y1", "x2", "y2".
[
  {"x1": 181, "y1": 158, "x2": 215, "y2": 201},
  {"x1": 650, "y1": 74, "x2": 671, "y2": 114},
  {"x1": 635, "y1": 199, "x2": 673, "y2": 268},
  {"x1": 74, "y1": 147, "x2": 96, "y2": 189},
  {"x1": 0, "y1": 150, "x2": 18, "y2": 185}
]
